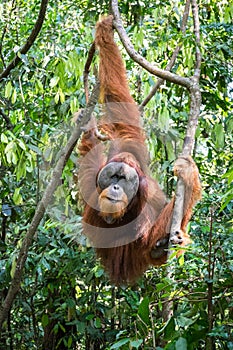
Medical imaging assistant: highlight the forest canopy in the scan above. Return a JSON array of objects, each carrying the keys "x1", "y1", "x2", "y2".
[{"x1": 0, "y1": 0, "x2": 232, "y2": 349}]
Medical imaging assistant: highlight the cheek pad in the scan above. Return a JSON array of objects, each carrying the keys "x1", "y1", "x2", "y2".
[
  {"x1": 97, "y1": 161, "x2": 139, "y2": 191},
  {"x1": 119, "y1": 176, "x2": 139, "y2": 201}
]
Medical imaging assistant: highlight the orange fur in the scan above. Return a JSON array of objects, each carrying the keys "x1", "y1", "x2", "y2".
[{"x1": 78, "y1": 16, "x2": 202, "y2": 285}]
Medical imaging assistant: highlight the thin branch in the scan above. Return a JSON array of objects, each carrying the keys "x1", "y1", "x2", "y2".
[
  {"x1": 181, "y1": 0, "x2": 202, "y2": 157},
  {"x1": 191, "y1": 0, "x2": 201, "y2": 77},
  {"x1": 205, "y1": 208, "x2": 215, "y2": 350},
  {"x1": 111, "y1": 0, "x2": 191, "y2": 89},
  {"x1": 0, "y1": 109, "x2": 13, "y2": 130},
  {"x1": 0, "y1": 83, "x2": 100, "y2": 331},
  {"x1": 0, "y1": 0, "x2": 49, "y2": 82},
  {"x1": 0, "y1": 0, "x2": 16, "y2": 68},
  {"x1": 140, "y1": 0, "x2": 191, "y2": 109},
  {"x1": 182, "y1": 82, "x2": 201, "y2": 156},
  {"x1": 83, "y1": 42, "x2": 96, "y2": 103}
]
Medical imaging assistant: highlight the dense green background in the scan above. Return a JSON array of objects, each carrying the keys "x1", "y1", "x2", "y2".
[{"x1": 0, "y1": 0, "x2": 232, "y2": 349}]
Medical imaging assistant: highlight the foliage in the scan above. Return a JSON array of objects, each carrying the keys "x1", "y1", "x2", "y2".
[{"x1": 0, "y1": 0, "x2": 232, "y2": 349}]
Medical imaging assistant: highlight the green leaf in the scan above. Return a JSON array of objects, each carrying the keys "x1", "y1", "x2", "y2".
[
  {"x1": 27, "y1": 144, "x2": 43, "y2": 155},
  {"x1": 220, "y1": 188, "x2": 233, "y2": 211},
  {"x1": 59, "y1": 323, "x2": 66, "y2": 332},
  {"x1": 164, "y1": 317, "x2": 175, "y2": 340},
  {"x1": 110, "y1": 338, "x2": 130, "y2": 349},
  {"x1": 222, "y1": 168, "x2": 233, "y2": 184},
  {"x1": 178, "y1": 254, "x2": 185, "y2": 266},
  {"x1": 67, "y1": 336, "x2": 73, "y2": 348},
  {"x1": 41, "y1": 257, "x2": 50, "y2": 270},
  {"x1": 156, "y1": 283, "x2": 166, "y2": 292},
  {"x1": 11, "y1": 88, "x2": 17, "y2": 104},
  {"x1": 50, "y1": 76, "x2": 60, "y2": 88},
  {"x1": 175, "y1": 337, "x2": 187, "y2": 350},
  {"x1": 70, "y1": 97, "x2": 78, "y2": 113},
  {"x1": 5, "y1": 81, "x2": 12, "y2": 98},
  {"x1": 5, "y1": 140, "x2": 14, "y2": 151},
  {"x1": 177, "y1": 315, "x2": 197, "y2": 328},
  {"x1": 12, "y1": 151, "x2": 18, "y2": 164},
  {"x1": 42, "y1": 314, "x2": 49, "y2": 327},
  {"x1": 86, "y1": 314, "x2": 94, "y2": 321},
  {"x1": 13, "y1": 187, "x2": 23, "y2": 205},
  {"x1": 130, "y1": 339, "x2": 143, "y2": 348},
  {"x1": 36, "y1": 79, "x2": 44, "y2": 92},
  {"x1": 42, "y1": 55, "x2": 51, "y2": 68},
  {"x1": 165, "y1": 141, "x2": 175, "y2": 161},
  {"x1": 94, "y1": 267, "x2": 104, "y2": 278},
  {"x1": 1, "y1": 133, "x2": 8, "y2": 143},
  {"x1": 17, "y1": 139, "x2": 26, "y2": 151},
  {"x1": 138, "y1": 297, "x2": 150, "y2": 325},
  {"x1": 16, "y1": 153, "x2": 27, "y2": 180},
  {"x1": 94, "y1": 317, "x2": 101, "y2": 328},
  {"x1": 59, "y1": 88, "x2": 65, "y2": 103},
  {"x1": 55, "y1": 91, "x2": 60, "y2": 104},
  {"x1": 158, "y1": 107, "x2": 170, "y2": 132},
  {"x1": 214, "y1": 123, "x2": 225, "y2": 149},
  {"x1": 66, "y1": 298, "x2": 75, "y2": 308}
]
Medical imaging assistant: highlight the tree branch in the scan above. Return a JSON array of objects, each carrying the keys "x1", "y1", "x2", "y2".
[
  {"x1": 192, "y1": 0, "x2": 201, "y2": 78},
  {"x1": 163, "y1": 91, "x2": 202, "y2": 322},
  {"x1": 110, "y1": 2, "x2": 201, "y2": 250},
  {"x1": 109, "y1": 2, "x2": 201, "y2": 262},
  {"x1": 0, "y1": 0, "x2": 16, "y2": 68},
  {"x1": 0, "y1": 83, "x2": 100, "y2": 331},
  {"x1": 0, "y1": 0, "x2": 49, "y2": 82},
  {"x1": 140, "y1": 0, "x2": 191, "y2": 109},
  {"x1": 111, "y1": 0, "x2": 191, "y2": 89},
  {"x1": 169, "y1": 0, "x2": 202, "y2": 249},
  {"x1": 83, "y1": 42, "x2": 96, "y2": 103},
  {"x1": 0, "y1": 109, "x2": 13, "y2": 130},
  {"x1": 205, "y1": 208, "x2": 215, "y2": 350}
]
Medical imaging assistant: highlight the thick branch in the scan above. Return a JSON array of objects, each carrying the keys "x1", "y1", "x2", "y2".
[
  {"x1": 191, "y1": 0, "x2": 202, "y2": 78},
  {"x1": 0, "y1": 83, "x2": 100, "y2": 331},
  {"x1": 182, "y1": 82, "x2": 201, "y2": 156},
  {"x1": 0, "y1": 0, "x2": 49, "y2": 82},
  {"x1": 164, "y1": 20, "x2": 202, "y2": 322},
  {"x1": 168, "y1": 82, "x2": 201, "y2": 245},
  {"x1": 169, "y1": 0, "x2": 202, "y2": 247},
  {"x1": 140, "y1": 0, "x2": 191, "y2": 108},
  {"x1": 111, "y1": 0, "x2": 191, "y2": 89}
]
